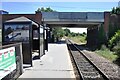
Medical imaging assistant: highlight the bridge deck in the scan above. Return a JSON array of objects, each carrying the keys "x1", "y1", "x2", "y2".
[{"x1": 42, "y1": 12, "x2": 104, "y2": 28}]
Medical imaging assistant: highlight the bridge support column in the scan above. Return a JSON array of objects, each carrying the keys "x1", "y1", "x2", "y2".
[
  {"x1": 44, "y1": 24, "x2": 49, "y2": 51},
  {"x1": 104, "y1": 12, "x2": 110, "y2": 40},
  {"x1": 87, "y1": 27, "x2": 99, "y2": 47},
  {"x1": 48, "y1": 28, "x2": 54, "y2": 43}
]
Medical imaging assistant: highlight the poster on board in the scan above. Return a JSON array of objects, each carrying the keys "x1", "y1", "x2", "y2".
[
  {"x1": 0, "y1": 47, "x2": 16, "y2": 79},
  {"x1": 4, "y1": 24, "x2": 29, "y2": 42}
]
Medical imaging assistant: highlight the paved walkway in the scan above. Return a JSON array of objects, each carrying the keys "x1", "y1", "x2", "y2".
[{"x1": 19, "y1": 41, "x2": 75, "y2": 78}]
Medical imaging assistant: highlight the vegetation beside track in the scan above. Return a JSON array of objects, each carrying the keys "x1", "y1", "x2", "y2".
[
  {"x1": 68, "y1": 35, "x2": 86, "y2": 44},
  {"x1": 95, "y1": 45, "x2": 118, "y2": 61},
  {"x1": 95, "y1": 30, "x2": 120, "y2": 64}
]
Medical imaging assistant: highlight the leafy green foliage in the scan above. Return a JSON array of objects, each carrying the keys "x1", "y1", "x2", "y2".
[
  {"x1": 100, "y1": 45, "x2": 108, "y2": 51},
  {"x1": 36, "y1": 7, "x2": 56, "y2": 12},
  {"x1": 69, "y1": 34, "x2": 87, "y2": 44},
  {"x1": 94, "y1": 7, "x2": 120, "y2": 63},
  {"x1": 95, "y1": 48, "x2": 117, "y2": 61},
  {"x1": 36, "y1": 8, "x2": 41, "y2": 12},
  {"x1": 52, "y1": 27, "x2": 65, "y2": 41},
  {"x1": 109, "y1": 30, "x2": 120, "y2": 49},
  {"x1": 113, "y1": 42, "x2": 120, "y2": 56},
  {"x1": 70, "y1": 32, "x2": 76, "y2": 37},
  {"x1": 111, "y1": 7, "x2": 120, "y2": 14},
  {"x1": 63, "y1": 28, "x2": 71, "y2": 36},
  {"x1": 83, "y1": 32, "x2": 86, "y2": 35},
  {"x1": 111, "y1": 7, "x2": 116, "y2": 14},
  {"x1": 108, "y1": 23, "x2": 119, "y2": 39},
  {"x1": 67, "y1": 31, "x2": 87, "y2": 44}
]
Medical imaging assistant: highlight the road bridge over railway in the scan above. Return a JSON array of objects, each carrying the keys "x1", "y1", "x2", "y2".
[
  {"x1": 42, "y1": 12, "x2": 104, "y2": 28},
  {"x1": 42, "y1": 12, "x2": 109, "y2": 48}
]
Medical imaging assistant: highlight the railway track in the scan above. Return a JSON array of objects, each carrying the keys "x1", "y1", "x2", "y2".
[{"x1": 66, "y1": 39, "x2": 110, "y2": 80}]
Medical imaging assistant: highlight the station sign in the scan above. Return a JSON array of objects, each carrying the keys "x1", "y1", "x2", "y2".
[{"x1": 0, "y1": 47, "x2": 16, "y2": 80}]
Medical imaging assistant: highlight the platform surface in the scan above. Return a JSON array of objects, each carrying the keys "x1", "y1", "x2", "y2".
[{"x1": 19, "y1": 41, "x2": 75, "y2": 79}]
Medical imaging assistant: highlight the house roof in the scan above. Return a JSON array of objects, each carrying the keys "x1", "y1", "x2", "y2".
[{"x1": 5, "y1": 16, "x2": 39, "y2": 27}]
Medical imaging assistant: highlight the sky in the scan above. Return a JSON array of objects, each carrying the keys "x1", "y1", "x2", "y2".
[
  {"x1": 1, "y1": 2, "x2": 118, "y2": 14},
  {"x1": 1, "y1": 0, "x2": 120, "y2": 2},
  {"x1": 1, "y1": 2, "x2": 119, "y2": 33}
]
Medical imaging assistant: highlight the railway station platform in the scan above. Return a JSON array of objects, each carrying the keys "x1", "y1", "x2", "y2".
[{"x1": 19, "y1": 40, "x2": 75, "y2": 79}]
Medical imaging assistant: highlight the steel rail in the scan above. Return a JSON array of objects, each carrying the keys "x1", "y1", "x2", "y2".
[
  {"x1": 66, "y1": 40, "x2": 84, "y2": 80},
  {"x1": 66, "y1": 39, "x2": 110, "y2": 80}
]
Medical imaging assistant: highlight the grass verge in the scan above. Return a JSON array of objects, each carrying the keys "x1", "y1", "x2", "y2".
[
  {"x1": 69, "y1": 35, "x2": 86, "y2": 44},
  {"x1": 95, "y1": 49, "x2": 118, "y2": 62}
]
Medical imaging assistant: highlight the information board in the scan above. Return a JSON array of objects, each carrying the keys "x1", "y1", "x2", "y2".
[{"x1": 0, "y1": 47, "x2": 16, "y2": 79}]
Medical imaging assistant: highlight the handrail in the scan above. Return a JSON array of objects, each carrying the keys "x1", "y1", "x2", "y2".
[{"x1": 0, "y1": 42, "x2": 22, "y2": 49}]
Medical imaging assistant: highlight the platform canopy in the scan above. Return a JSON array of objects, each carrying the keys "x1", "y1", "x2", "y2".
[{"x1": 6, "y1": 16, "x2": 39, "y2": 27}]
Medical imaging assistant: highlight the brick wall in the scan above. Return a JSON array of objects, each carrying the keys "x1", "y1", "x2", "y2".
[
  {"x1": 104, "y1": 12, "x2": 110, "y2": 39},
  {"x1": 2, "y1": 12, "x2": 42, "y2": 24}
]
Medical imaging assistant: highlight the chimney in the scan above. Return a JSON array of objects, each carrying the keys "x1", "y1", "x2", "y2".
[{"x1": 35, "y1": 11, "x2": 42, "y2": 24}]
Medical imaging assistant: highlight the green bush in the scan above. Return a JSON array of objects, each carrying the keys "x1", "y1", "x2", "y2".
[
  {"x1": 113, "y1": 41, "x2": 120, "y2": 56},
  {"x1": 108, "y1": 23, "x2": 119, "y2": 39},
  {"x1": 95, "y1": 45, "x2": 117, "y2": 61},
  {"x1": 109, "y1": 30, "x2": 120, "y2": 49},
  {"x1": 100, "y1": 45, "x2": 108, "y2": 51},
  {"x1": 111, "y1": 7, "x2": 120, "y2": 14}
]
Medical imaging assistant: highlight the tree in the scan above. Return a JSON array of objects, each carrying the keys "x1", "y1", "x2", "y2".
[
  {"x1": 40, "y1": 7, "x2": 45, "y2": 12},
  {"x1": 113, "y1": 41, "x2": 120, "y2": 58},
  {"x1": 52, "y1": 27, "x2": 65, "y2": 41},
  {"x1": 36, "y1": 7, "x2": 56, "y2": 12},
  {"x1": 36, "y1": 7, "x2": 59, "y2": 42},
  {"x1": 70, "y1": 32, "x2": 76, "y2": 37},
  {"x1": 109, "y1": 30, "x2": 120, "y2": 49},
  {"x1": 64, "y1": 28, "x2": 71, "y2": 36},
  {"x1": 111, "y1": 7, "x2": 116, "y2": 14},
  {"x1": 111, "y1": 7, "x2": 120, "y2": 14},
  {"x1": 108, "y1": 22, "x2": 119, "y2": 39},
  {"x1": 116, "y1": 7, "x2": 120, "y2": 14},
  {"x1": 45, "y1": 7, "x2": 54, "y2": 12},
  {"x1": 83, "y1": 32, "x2": 86, "y2": 35},
  {"x1": 36, "y1": 8, "x2": 41, "y2": 12}
]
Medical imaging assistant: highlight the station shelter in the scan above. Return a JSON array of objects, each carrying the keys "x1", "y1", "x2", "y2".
[{"x1": 2, "y1": 12, "x2": 45, "y2": 66}]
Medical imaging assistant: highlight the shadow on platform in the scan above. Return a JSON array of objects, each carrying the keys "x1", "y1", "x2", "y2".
[
  {"x1": 32, "y1": 56, "x2": 40, "y2": 60},
  {"x1": 56, "y1": 40, "x2": 66, "y2": 44},
  {"x1": 49, "y1": 40, "x2": 66, "y2": 44}
]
